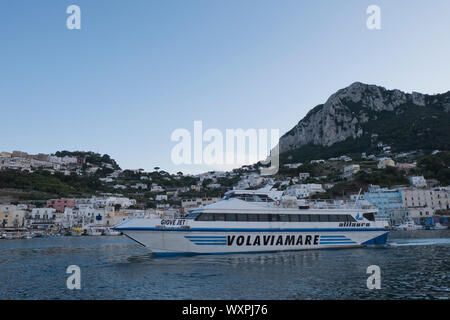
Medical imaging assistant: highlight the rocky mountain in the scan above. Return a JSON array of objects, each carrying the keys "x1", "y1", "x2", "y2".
[{"x1": 279, "y1": 82, "x2": 450, "y2": 162}]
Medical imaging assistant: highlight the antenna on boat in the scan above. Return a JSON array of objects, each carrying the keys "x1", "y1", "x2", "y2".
[{"x1": 354, "y1": 188, "x2": 362, "y2": 208}]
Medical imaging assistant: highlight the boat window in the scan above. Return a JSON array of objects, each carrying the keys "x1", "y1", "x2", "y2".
[
  {"x1": 347, "y1": 215, "x2": 357, "y2": 222},
  {"x1": 185, "y1": 211, "x2": 202, "y2": 219},
  {"x1": 247, "y1": 214, "x2": 258, "y2": 222},
  {"x1": 290, "y1": 214, "x2": 299, "y2": 222},
  {"x1": 258, "y1": 214, "x2": 270, "y2": 222},
  {"x1": 196, "y1": 213, "x2": 214, "y2": 221},
  {"x1": 338, "y1": 215, "x2": 348, "y2": 222},
  {"x1": 225, "y1": 213, "x2": 237, "y2": 221},
  {"x1": 250, "y1": 195, "x2": 259, "y2": 202},
  {"x1": 319, "y1": 215, "x2": 329, "y2": 222},
  {"x1": 299, "y1": 214, "x2": 310, "y2": 222},
  {"x1": 328, "y1": 215, "x2": 339, "y2": 222},
  {"x1": 258, "y1": 195, "x2": 274, "y2": 202},
  {"x1": 270, "y1": 214, "x2": 280, "y2": 222},
  {"x1": 237, "y1": 214, "x2": 248, "y2": 221},
  {"x1": 363, "y1": 212, "x2": 375, "y2": 221},
  {"x1": 215, "y1": 213, "x2": 226, "y2": 221},
  {"x1": 280, "y1": 214, "x2": 290, "y2": 222},
  {"x1": 310, "y1": 214, "x2": 320, "y2": 222}
]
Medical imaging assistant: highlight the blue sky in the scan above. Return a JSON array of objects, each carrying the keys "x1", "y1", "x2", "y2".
[{"x1": 1, "y1": 0, "x2": 449, "y2": 174}]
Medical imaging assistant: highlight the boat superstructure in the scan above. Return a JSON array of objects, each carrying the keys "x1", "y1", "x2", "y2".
[{"x1": 113, "y1": 189, "x2": 390, "y2": 256}]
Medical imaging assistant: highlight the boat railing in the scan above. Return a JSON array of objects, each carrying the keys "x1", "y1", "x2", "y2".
[{"x1": 296, "y1": 199, "x2": 377, "y2": 210}]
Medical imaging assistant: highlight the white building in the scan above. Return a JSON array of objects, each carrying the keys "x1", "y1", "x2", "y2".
[
  {"x1": 156, "y1": 194, "x2": 168, "y2": 201},
  {"x1": 298, "y1": 173, "x2": 310, "y2": 181},
  {"x1": 61, "y1": 156, "x2": 78, "y2": 164},
  {"x1": 151, "y1": 184, "x2": 165, "y2": 192},
  {"x1": 401, "y1": 188, "x2": 450, "y2": 218},
  {"x1": 377, "y1": 158, "x2": 395, "y2": 169},
  {"x1": 342, "y1": 164, "x2": 360, "y2": 179},
  {"x1": 339, "y1": 155, "x2": 352, "y2": 162},
  {"x1": 284, "y1": 184, "x2": 325, "y2": 199},
  {"x1": 62, "y1": 206, "x2": 116, "y2": 228},
  {"x1": 27, "y1": 208, "x2": 62, "y2": 229},
  {"x1": 74, "y1": 196, "x2": 136, "y2": 209},
  {"x1": 283, "y1": 163, "x2": 303, "y2": 169},
  {"x1": 30, "y1": 208, "x2": 57, "y2": 219},
  {"x1": 409, "y1": 176, "x2": 427, "y2": 188},
  {"x1": 181, "y1": 197, "x2": 221, "y2": 209},
  {"x1": 132, "y1": 183, "x2": 148, "y2": 190}
]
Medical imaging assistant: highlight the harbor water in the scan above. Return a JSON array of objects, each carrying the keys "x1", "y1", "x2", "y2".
[{"x1": 0, "y1": 230, "x2": 449, "y2": 300}]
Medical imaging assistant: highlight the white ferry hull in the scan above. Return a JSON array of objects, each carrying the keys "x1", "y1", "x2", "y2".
[
  {"x1": 113, "y1": 197, "x2": 390, "y2": 256},
  {"x1": 120, "y1": 229, "x2": 389, "y2": 256}
]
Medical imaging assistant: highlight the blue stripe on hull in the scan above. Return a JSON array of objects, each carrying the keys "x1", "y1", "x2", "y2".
[
  {"x1": 319, "y1": 241, "x2": 357, "y2": 244},
  {"x1": 320, "y1": 235, "x2": 347, "y2": 238},
  {"x1": 185, "y1": 236, "x2": 227, "y2": 239},
  {"x1": 187, "y1": 239, "x2": 227, "y2": 242},
  {"x1": 192, "y1": 243, "x2": 227, "y2": 245}
]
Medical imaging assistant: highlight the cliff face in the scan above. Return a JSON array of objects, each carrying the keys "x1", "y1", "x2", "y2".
[{"x1": 279, "y1": 82, "x2": 450, "y2": 154}]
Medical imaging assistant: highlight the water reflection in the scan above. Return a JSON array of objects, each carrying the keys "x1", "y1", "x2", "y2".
[{"x1": 0, "y1": 230, "x2": 448, "y2": 300}]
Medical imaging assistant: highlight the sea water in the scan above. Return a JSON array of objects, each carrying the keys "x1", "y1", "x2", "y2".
[{"x1": 0, "y1": 230, "x2": 448, "y2": 299}]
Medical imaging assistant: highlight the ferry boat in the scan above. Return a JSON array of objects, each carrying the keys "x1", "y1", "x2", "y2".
[{"x1": 113, "y1": 189, "x2": 390, "y2": 256}]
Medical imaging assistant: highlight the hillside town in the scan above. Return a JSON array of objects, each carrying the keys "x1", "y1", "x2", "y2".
[{"x1": 0, "y1": 148, "x2": 449, "y2": 239}]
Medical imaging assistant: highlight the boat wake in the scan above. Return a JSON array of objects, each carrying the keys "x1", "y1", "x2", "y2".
[{"x1": 388, "y1": 238, "x2": 450, "y2": 247}]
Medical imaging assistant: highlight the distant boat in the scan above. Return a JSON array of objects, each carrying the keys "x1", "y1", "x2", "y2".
[
  {"x1": 1, "y1": 232, "x2": 24, "y2": 239},
  {"x1": 86, "y1": 226, "x2": 103, "y2": 236},
  {"x1": 70, "y1": 228, "x2": 83, "y2": 236},
  {"x1": 103, "y1": 227, "x2": 121, "y2": 236},
  {"x1": 394, "y1": 221, "x2": 424, "y2": 231},
  {"x1": 432, "y1": 223, "x2": 448, "y2": 230},
  {"x1": 24, "y1": 232, "x2": 34, "y2": 239}
]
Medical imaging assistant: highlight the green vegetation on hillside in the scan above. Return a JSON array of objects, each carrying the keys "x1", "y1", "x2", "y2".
[
  {"x1": 55, "y1": 151, "x2": 121, "y2": 170},
  {"x1": 0, "y1": 169, "x2": 104, "y2": 198},
  {"x1": 417, "y1": 151, "x2": 450, "y2": 185}
]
